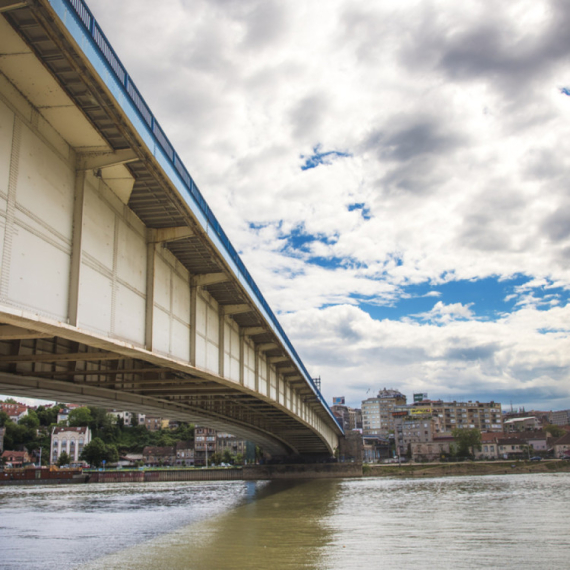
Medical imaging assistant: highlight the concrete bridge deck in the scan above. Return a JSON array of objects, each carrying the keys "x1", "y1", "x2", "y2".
[{"x1": 0, "y1": 0, "x2": 343, "y2": 456}]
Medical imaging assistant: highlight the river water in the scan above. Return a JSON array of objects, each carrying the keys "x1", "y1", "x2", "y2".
[{"x1": 1, "y1": 473, "x2": 569, "y2": 569}]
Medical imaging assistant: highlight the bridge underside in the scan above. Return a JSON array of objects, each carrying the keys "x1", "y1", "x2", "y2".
[{"x1": 0, "y1": 1, "x2": 342, "y2": 455}]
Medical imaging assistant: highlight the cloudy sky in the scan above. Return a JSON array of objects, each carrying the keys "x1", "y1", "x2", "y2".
[{"x1": 83, "y1": 0, "x2": 570, "y2": 411}]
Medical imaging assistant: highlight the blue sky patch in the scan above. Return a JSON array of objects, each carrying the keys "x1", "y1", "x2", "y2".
[
  {"x1": 560, "y1": 87, "x2": 570, "y2": 97},
  {"x1": 300, "y1": 144, "x2": 351, "y2": 170},
  {"x1": 357, "y1": 275, "x2": 569, "y2": 322},
  {"x1": 348, "y1": 202, "x2": 372, "y2": 220}
]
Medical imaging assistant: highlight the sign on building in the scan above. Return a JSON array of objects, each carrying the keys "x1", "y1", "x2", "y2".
[
  {"x1": 333, "y1": 397, "x2": 345, "y2": 405},
  {"x1": 414, "y1": 393, "x2": 428, "y2": 402}
]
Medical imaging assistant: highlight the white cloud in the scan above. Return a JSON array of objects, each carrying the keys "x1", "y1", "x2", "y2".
[{"x1": 87, "y1": 0, "x2": 570, "y2": 410}]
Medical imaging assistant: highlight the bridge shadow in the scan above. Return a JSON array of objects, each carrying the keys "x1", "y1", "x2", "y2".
[{"x1": 81, "y1": 479, "x2": 341, "y2": 570}]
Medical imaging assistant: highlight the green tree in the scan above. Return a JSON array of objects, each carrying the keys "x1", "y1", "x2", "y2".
[
  {"x1": 545, "y1": 424, "x2": 566, "y2": 438},
  {"x1": 80, "y1": 437, "x2": 109, "y2": 467},
  {"x1": 0, "y1": 411, "x2": 9, "y2": 428},
  {"x1": 68, "y1": 407, "x2": 93, "y2": 427},
  {"x1": 234, "y1": 453, "x2": 244, "y2": 465},
  {"x1": 18, "y1": 410, "x2": 39, "y2": 430},
  {"x1": 222, "y1": 450, "x2": 233, "y2": 464},
  {"x1": 36, "y1": 404, "x2": 65, "y2": 427},
  {"x1": 57, "y1": 451, "x2": 71, "y2": 467},
  {"x1": 452, "y1": 428, "x2": 482, "y2": 457}
]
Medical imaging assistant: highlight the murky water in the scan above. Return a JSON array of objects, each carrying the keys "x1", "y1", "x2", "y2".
[{"x1": 1, "y1": 473, "x2": 569, "y2": 569}]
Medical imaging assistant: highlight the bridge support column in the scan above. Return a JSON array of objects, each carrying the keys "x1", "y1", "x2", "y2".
[
  {"x1": 189, "y1": 284, "x2": 197, "y2": 367},
  {"x1": 239, "y1": 331, "x2": 245, "y2": 386},
  {"x1": 145, "y1": 230, "x2": 156, "y2": 350},
  {"x1": 218, "y1": 308, "x2": 225, "y2": 378},
  {"x1": 68, "y1": 167, "x2": 86, "y2": 327}
]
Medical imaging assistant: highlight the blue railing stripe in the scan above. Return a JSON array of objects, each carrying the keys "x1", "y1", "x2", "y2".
[{"x1": 62, "y1": 0, "x2": 341, "y2": 432}]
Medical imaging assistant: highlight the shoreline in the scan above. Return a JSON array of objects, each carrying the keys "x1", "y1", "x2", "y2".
[{"x1": 363, "y1": 459, "x2": 570, "y2": 478}]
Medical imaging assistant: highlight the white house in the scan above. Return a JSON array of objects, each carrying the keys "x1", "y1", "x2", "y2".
[{"x1": 51, "y1": 426, "x2": 92, "y2": 465}]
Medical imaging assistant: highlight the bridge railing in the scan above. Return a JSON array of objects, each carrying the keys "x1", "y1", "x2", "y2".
[{"x1": 60, "y1": 0, "x2": 342, "y2": 432}]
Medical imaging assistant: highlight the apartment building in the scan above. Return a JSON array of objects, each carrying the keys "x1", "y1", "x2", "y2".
[
  {"x1": 414, "y1": 399, "x2": 503, "y2": 433},
  {"x1": 362, "y1": 389, "x2": 407, "y2": 436},
  {"x1": 194, "y1": 427, "x2": 217, "y2": 466},
  {"x1": 393, "y1": 413, "x2": 442, "y2": 457}
]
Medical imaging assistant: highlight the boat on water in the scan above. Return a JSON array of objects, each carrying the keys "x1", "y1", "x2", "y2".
[{"x1": 0, "y1": 465, "x2": 88, "y2": 486}]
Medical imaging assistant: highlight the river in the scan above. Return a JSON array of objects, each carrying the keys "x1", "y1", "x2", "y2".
[{"x1": 1, "y1": 473, "x2": 569, "y2": 569}]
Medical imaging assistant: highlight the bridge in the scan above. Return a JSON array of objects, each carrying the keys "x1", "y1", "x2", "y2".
[{"x1": 0, "y1": 0, "x2": 343, "y2": 456}]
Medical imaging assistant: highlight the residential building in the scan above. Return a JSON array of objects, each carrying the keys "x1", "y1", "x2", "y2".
[
  {"x1": 143, "y1": 446, "x2": 175, "y2": 466},
  {"x1": 145, "y1": 416, "x2": 163, "y2": 432},
  {"x1": 475, "y1": 433, "x2": 500, "y2": 460},
  {"x1": 504, "y1": 417, "x2": 542, "y2": 432},
  {"x1": 216, "y1": 433, "x2": 246, "y2": 458},
  {"x1": 194, "y1": 427, "x2": 216, "y2": 466},
  {"x1": 108, "y1": 410, "x2": 145, "y2": 427},
  {"x1": 175, "y1": 441, "x2": 194, "y2": 466},
  {"x1": 394, "y1": 413, "x2": 442, "y2": 457},
  {"x1": 362, "y1": 389, "x2": 407, "y2": 436},
  {"x1": 415, "y1": 399, "x2": 503, "y2": 433},
  {"x1": 1, "y1": 449, "x2": 31, "y2": 467},
  {"x1": 552, "y1": 432, "x2": 570, "y2": 458},
  {"x1": 497, "y1": 437, "x2": 527, "y2": 459},
  {"x1": 0, "y1": 402, "x2": 28, "y2": 422},
  {"x1": 50, "y1": 426, "x2": 91, "y2": 465},
  {"x1": 410, "y1": 437, "x2": 454, "y2": 462},
  {"x1": 551, "y1": 409, "x2": 570, "y2": 426},
  {"x1": 348, "y1": 408, "x2": 362, "y2": 430}
]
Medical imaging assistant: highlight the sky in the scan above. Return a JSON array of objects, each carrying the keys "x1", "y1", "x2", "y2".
[{"x1": 41, "y1": 0, "x2": 570, "y2": 412}]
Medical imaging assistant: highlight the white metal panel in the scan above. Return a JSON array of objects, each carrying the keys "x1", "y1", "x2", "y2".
[
  {"x1": 224, "y1": 352, "x2": 231, "y2": 377},
  {"x1": 78, "y1": 263, "x2": 112, "y2": 333},
  {"x1": 269, "y1": 369, "x2": 277, "y2": 401},
  {"x1": 229, "y1": 356, "x2": 240, "y2": 381},
  {"x1": 8, "y1": 225, "x2": 69, "y2": 318},
  {"x1": 196, "y1": 295, "x2": 206, "y2": 337},
  {"x1": 83, "y1": 181, "x2": 115, "y2": 270},
  {"x1": 206, "y1": 302, "x2": 218, "y2": 343},
  {"x1": 206, "y1": 341, "x2": 219, "y2": 375},
  {"x1": 195, "y1": 334, "x2": 207, "y2": 369},
  {"x1": 17, "y1": 123, "x2": 73, "y2": 241},
  {"x1": 153, "y1": 255, "x2": 170, "y2": 310},
  {"x1": 114, "y1": 283, "x2": 145, "y2": 345},
  {"x1": 116, "y1": 219, "x2": 146, "y2": 293},
  {"x1": 152, "y1": 305, "x2": 171, "y2": 355},
  {"x1": 172, "y1": 271, "x2": 190, "y2": 324},
  {"x1": 171, "y1": 319, "x2": 190, "y2": 362}
]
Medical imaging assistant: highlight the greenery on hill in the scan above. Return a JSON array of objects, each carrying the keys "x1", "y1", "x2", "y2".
[{"x1": 0, "y1": 400, "x2": 194, "y2": 465}]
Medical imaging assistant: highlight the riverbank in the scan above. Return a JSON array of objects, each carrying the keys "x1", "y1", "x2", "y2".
[{"x1": 363, "y1": 459, "x2": 570, "y2": 478}]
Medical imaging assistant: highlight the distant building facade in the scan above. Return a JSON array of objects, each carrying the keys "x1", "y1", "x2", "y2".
[
  {"x1": 194, "y1": 427, "x2": 216, "y2": 466},
  {"x1": 51, "y1": 426, "x2": 91, "y2": 465},
  {"x1": 362, "y1": 389, "x2": 407, "y2": 436}
]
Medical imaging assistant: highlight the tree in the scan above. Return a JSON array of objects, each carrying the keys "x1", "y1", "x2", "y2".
[
  {"x1": 0, "y1": 411, "x2": 9, "y2": 428},
  {"x1": 222, "y1": 450, "x2": 233, "y2": 464},
  {"x1": 545, "y1": 424, "x2": 566, "y2": 438},
  {"x1": 68, "y1": 407, "x2": 93, "y2": 427},
  {"x1": 80, "y1": 437, "x2": 117, "y2": 468},
  {"x1": 19, "y1": 410, "x2": 39, "y2": 430},
  {"x1": 57, "y1": 451, "x2": 71, "y2": 467},
  {"x1": 452, "y1": 428, "x2": 482, "y2": 458}
]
